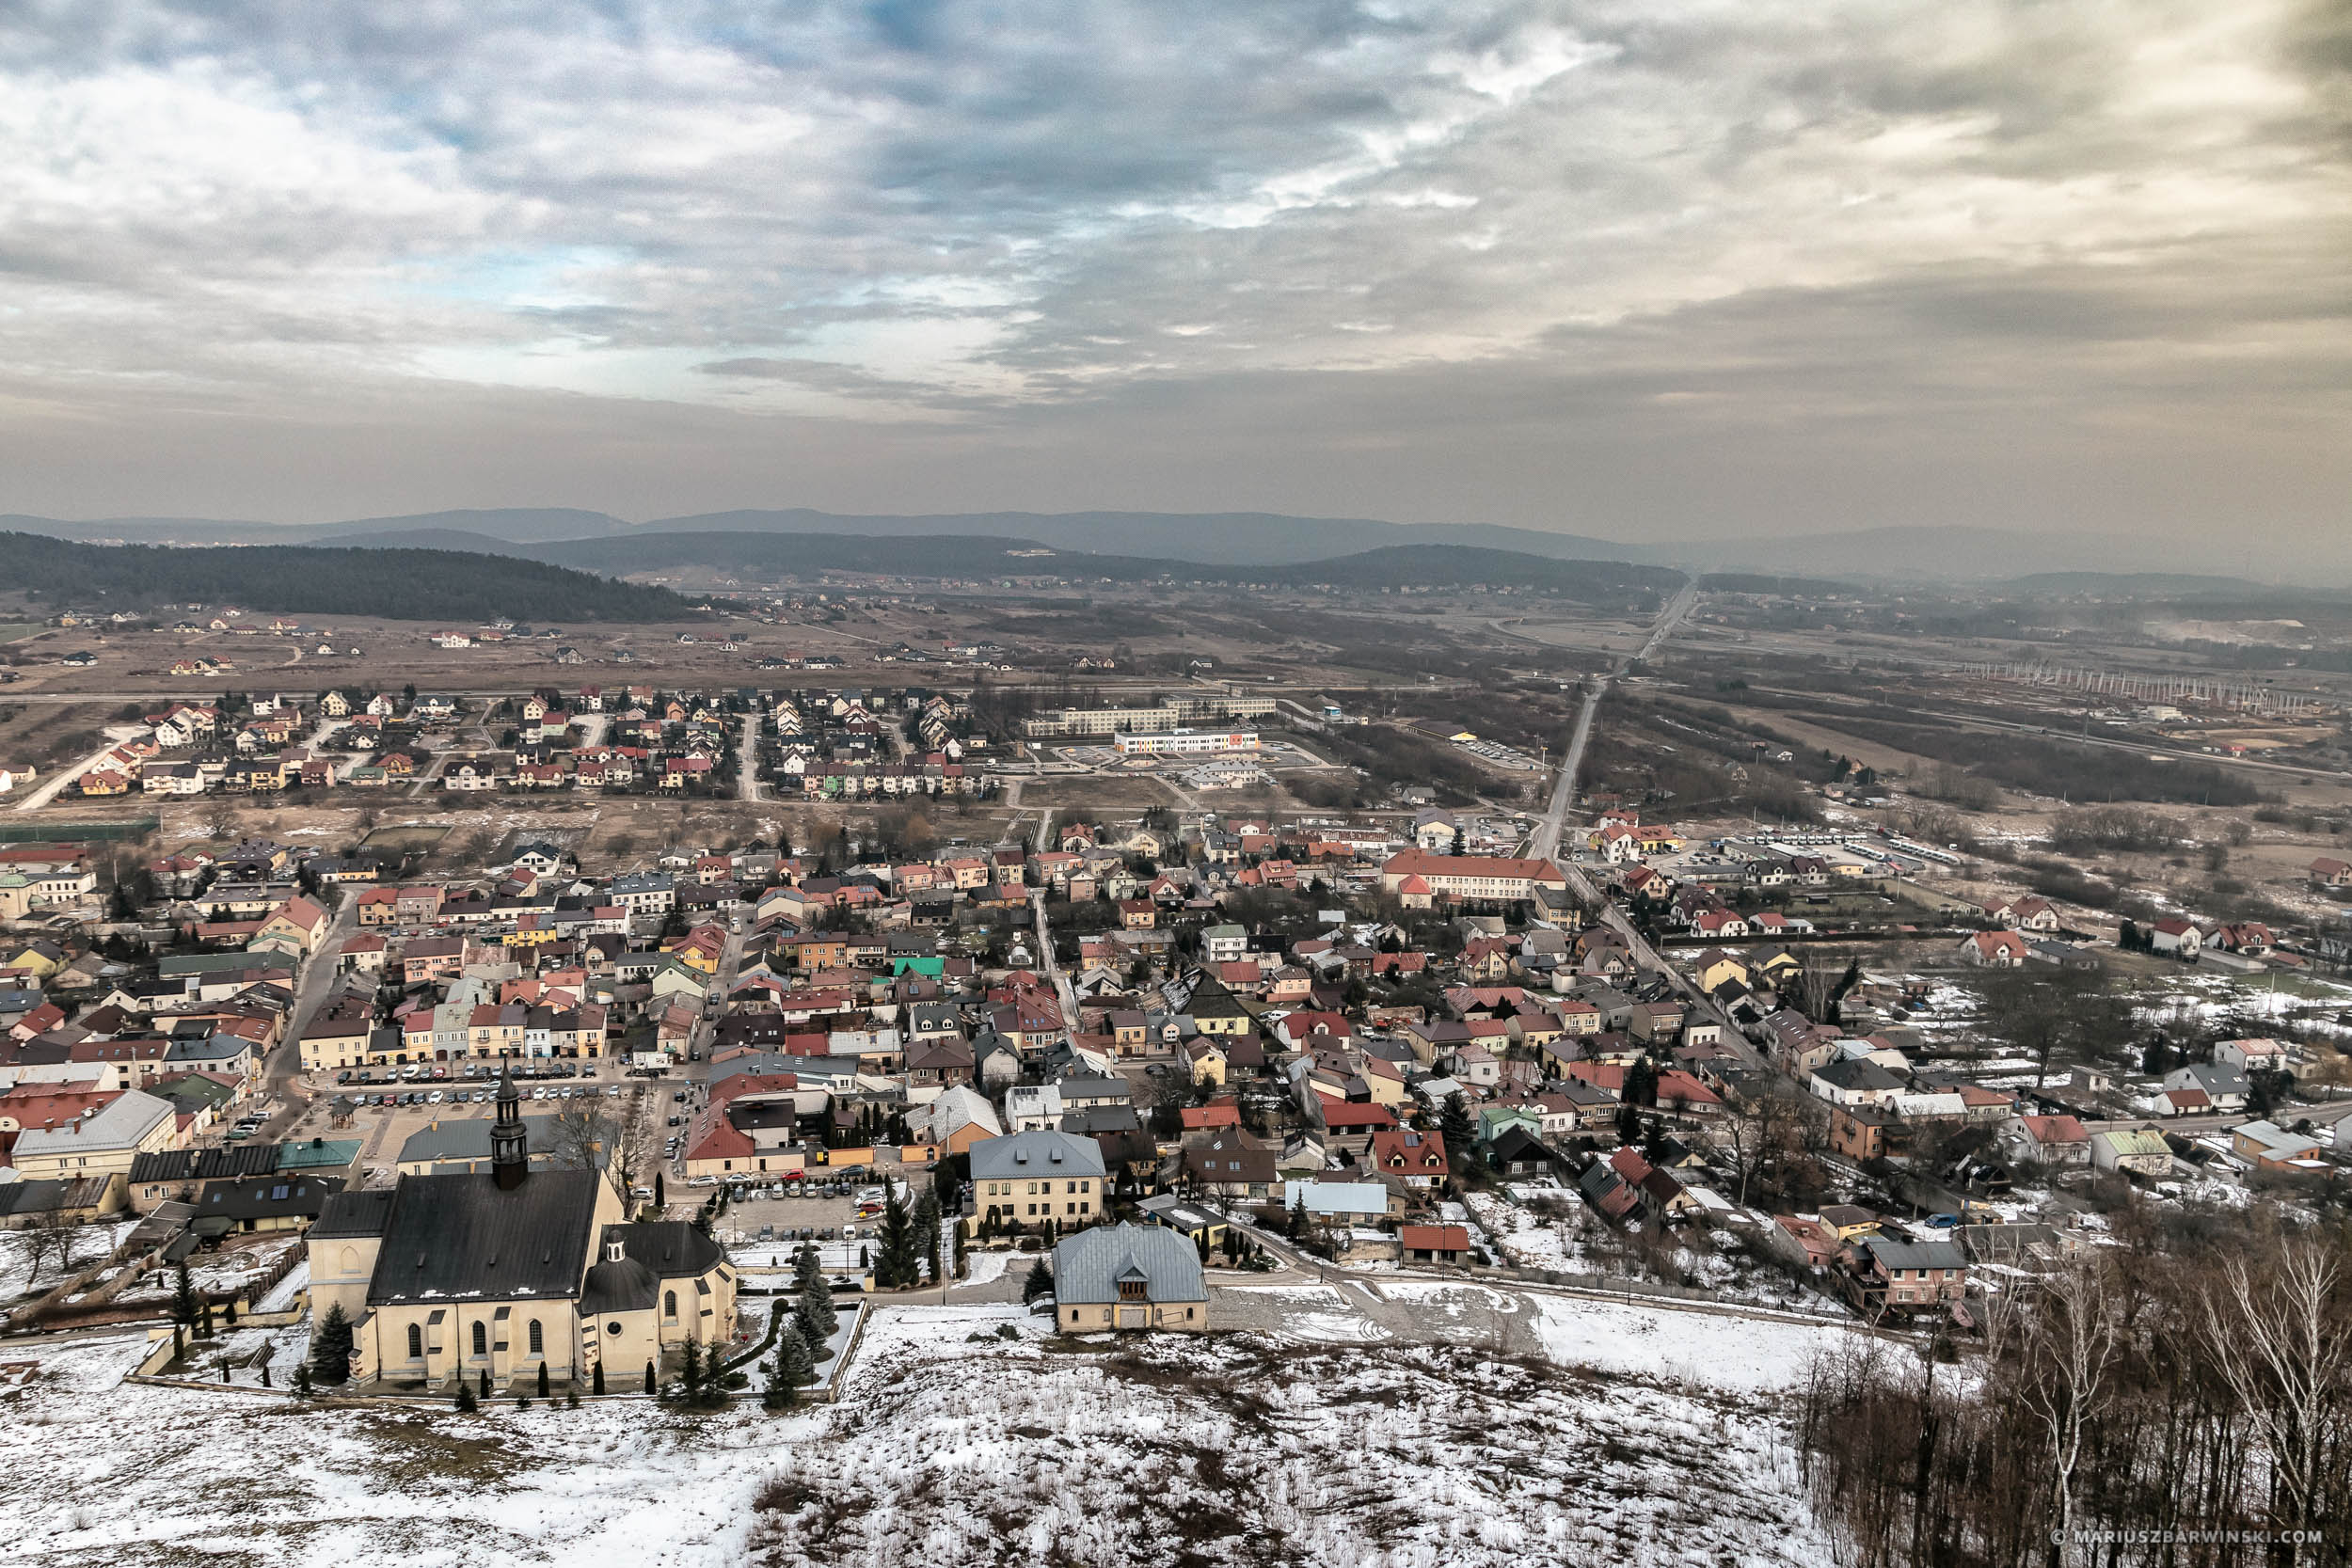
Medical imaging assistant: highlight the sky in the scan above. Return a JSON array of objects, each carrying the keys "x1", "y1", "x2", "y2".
[{"x1": 0, "y1": 0, "x2": 2345, "y2": 549}]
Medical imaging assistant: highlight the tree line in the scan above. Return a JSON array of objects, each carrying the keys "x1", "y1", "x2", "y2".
[{"x1": 0, "y1": 533, "x2": 692, "y2": 623}]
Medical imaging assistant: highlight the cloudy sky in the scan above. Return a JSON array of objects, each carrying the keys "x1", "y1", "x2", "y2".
[{"x1": 0, "y1": 0, "x2": 2345, "y2": 549}]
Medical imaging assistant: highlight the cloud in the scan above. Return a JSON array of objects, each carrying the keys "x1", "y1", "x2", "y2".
[{"x1": 0, "y1": 0, "x2": 2342, "y2": 548}]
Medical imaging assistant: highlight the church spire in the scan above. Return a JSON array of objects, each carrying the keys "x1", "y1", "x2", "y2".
[{"x1": 490, "y1": 1060, "x2": 528, "y2": 1189}]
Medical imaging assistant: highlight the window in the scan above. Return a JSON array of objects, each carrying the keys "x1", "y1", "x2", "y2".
[
  {"x1": 665, "y1": 1291, "x2": 677, "y2": 1319},
  {"x1": 407, "y1": 1323, "x2": 422, "y2": 1359},
  {"x1": 1119, "y1": 1279, "x2": 1147, "y2": 1300},
  {"x1": 528, "y1": 1320, "x2": 544, "y2": 1354},
  {"x1": 471, "y1": 1322, "x2": 487, "y2": 1356}
]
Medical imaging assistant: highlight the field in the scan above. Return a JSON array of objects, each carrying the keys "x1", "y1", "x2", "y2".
[{"x1": 0, "y1": 1288, "x2": 1854, "y2": 1568}]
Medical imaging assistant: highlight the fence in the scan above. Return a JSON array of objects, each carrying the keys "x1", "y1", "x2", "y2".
[{"x1": 0, "y1": 819, "x2": 158, "y2": 843}]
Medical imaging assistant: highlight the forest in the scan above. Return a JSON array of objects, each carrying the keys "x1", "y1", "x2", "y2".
[{"x1": 0, "y1": 533, "x2": 693, "y2": 623}]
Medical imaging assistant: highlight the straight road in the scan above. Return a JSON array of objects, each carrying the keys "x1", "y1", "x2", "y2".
[
  {"x1": 737, "y1": 708, "x2": 762, "y2": 801},
  {"x1": 11, "y1": 726, "x2": 144, "y2": 813},
  {"x1": 1516, "y1": 582, "x2": 1765, "y2": 1067}
]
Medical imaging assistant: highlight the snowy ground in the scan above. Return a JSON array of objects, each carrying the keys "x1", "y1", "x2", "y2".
[
  {"x1": 0, "y1": 1220, "x2": 139, "y2": 1307},
  {"x1": 0, "y1": 1278, "x2": 1856, "y2": 1567}
]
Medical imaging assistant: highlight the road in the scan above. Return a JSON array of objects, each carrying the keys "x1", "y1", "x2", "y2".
[
  {"x1": 1025, "y1": 808, "x2": 1080, "y2": 1031},
  {"x1": 1514, "y1": 582, "x2": 1768, "y2": 1068},
  {"x1": 1529, "y1": 580, "x2": 1697, "y2": 863},
  {"x1": 10, "y1": 725, "x2": 144, "y2": 813},
  {"x1": 258, "y1": 892, "x2": 362, "y2": 1140},
  {"x1": 737, "y1": 708, "x2": 762, "y2": 801}
]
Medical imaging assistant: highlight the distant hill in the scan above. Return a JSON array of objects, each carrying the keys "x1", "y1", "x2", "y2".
[
  {"x1": 307, "y1": 508, "x2": 636, "y2": 544},
  {"x1": 636, "y1": 508, "x2": 1650, "y2": 567},
  {"x1": 521, "y1": 531, "x2": 1677, "y2": 606},
  {"x1": 0, "y1": 533, "x2": 691, "y2": 622}
]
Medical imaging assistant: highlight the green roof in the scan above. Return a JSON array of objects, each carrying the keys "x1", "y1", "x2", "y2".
[{"x1": 276, "y1": 1137, "x2": 363, "y2": 1170}]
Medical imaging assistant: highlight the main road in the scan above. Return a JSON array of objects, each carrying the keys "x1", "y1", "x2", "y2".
[{"x1": 1517, "y1": 580, "x2": 1765, "y2": 1066}]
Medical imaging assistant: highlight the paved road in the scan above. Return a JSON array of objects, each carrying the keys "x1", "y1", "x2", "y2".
[
  {"x1": 1025, "y1": 809, "x2": 1080, "y2": 1031},
  {"x1": 1516, "y1": 584, "x2": 1768, "y2": 1068},
  {"x1": 1529, "y1": 581, "x2": 1697, "y2": 864},
  {"x1": 737, "y1": 708, "x2": 762, "y2": 801},
  {"x1": 10, "y1": 725, "x2": 144, "y2": 813},
  {"x1": 257, "y1": 893, "x2": 361, "y2": 1140}
]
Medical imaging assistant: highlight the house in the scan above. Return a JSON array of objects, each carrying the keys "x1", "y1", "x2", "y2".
[
  {"x1": 2163, "y1": 1062, "x2": 2249, "y2": 1113},
  {"x1": 2230, "y1": 1119, "x2": 2328, "y2": 1171},
  {"x1": 1050, "y1": 1223, "x2": 1209, "y2": 1333},
  {"x1": 2090, "y1": 1127, "x2": 2173, "y2": 1178},
  {"x1": 1399, "y1": 1224, "x2": 1471, "y2": 1265},
  {"x1": 970, "y1": 1131, "x2": 1105, "y2": 1229},
  {"x1": 2148, "y1": 918, "x2": 2202, "y2": 959},
  {"x1": 2013, "y1": 1114, "x2": 2091, "y2": 1167},
  {"x1": 1183, "y1": 1127, "x2": 1279, "y2": 1200},
  {"x1": 1365, "y1": 1127, "x2": 1449, "y2": 1189},
  {"x1": 1960, "y1": 930, "x2": 2030, "y2": 968},
  {"x1": 2214, "y1": 1037, "x2": 2292, "y2": 1077},
  {"x1": 2309, "y1": 857, "x2": 2352, "y2": 889},
  {"x1": 1856, "y1": 1236, "x2": 1967, "y2": 1310}
]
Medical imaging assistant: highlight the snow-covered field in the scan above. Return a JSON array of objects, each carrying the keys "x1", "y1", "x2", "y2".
[{"x1": 0, "y1": 1281, "x2": 1849, "y2": 1567}]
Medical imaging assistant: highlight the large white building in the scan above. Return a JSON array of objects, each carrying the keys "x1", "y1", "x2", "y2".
[{"x1": 1112, "y1": 728, "x2": 1260, "y2": 757}]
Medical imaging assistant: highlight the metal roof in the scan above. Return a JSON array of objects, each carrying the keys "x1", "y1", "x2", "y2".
[
  {"x1": 1051, "y1": 1223, "x2": 1205, "y2": 1306},
  {"x1": 969, "y1": 1129, "x2": 1106, "y2": 1180}
]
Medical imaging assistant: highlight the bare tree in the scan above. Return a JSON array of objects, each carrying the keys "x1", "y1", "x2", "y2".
[
  {"x1": 2019, "y1": 1259, "x2": 2121, "y2": 1562},
  {"x1": 18, "y1": 1210, "x2": 81, "y2": 1287},
  {"x1": 2202, "y1": 1240, "x2": 2349, "y2": 1545},
  {"x1": 1718, "y1": 1085, "x2": 1806, "y2": 1208},
  {"x1": 548, "y1": 1101, "x2": 637, "y2": 1208}
]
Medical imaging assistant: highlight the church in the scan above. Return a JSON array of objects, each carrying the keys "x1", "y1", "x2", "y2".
[{"x1": 309, "y1": 1067, "x2": 737, "y2": 1391}]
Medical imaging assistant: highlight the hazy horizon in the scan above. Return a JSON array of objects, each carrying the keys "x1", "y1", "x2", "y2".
[{"x1": 2, "y1": 2, "x2": 2344, "y2": 553}]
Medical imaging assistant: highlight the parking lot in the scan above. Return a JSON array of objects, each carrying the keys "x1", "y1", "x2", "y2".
[{"x1": 282, "y1": 1064, "x2": 665, "y2": 1180}]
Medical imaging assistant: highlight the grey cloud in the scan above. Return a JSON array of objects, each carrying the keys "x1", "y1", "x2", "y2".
[{"x1": 0, "y1": 0, "x2": 2342, "y2": 556}]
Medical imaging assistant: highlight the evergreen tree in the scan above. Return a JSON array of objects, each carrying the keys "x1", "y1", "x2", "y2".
[
  {"x1": 1439, "y1": 1091, "x2": 1475, "y2": 1155},
  {"x1": 1196, "y1": 1229, "x2": 1211, "y2": 1264},
  {"x1": 764, "y1": 1322, "x2": 813, "y2": 1411},
  {"x1": 914, "y1": 1187, "x2": 943, "y2": 1285},
  {"x1": 592, "y1": 1360, "x2": 606, "y2": 1396},
  {"x1": 537, "y1": 1361, "x2": 550, "y2": 1399},
  {"x1": 679, "y1": 1339, "x2": 703, "y2": 1403},
  {"x1": 653, "y1": 1171, "x2": 665, "y2": 1209},
  {"x1": 454, "y1": 1380, "x2": 479, "y2": 1413},
  {"x1": 480, "y1": 1366, "x2": 490, "y2": 1399},
  {"x1": 644, "y1": 1359, "x2": 656, "y2": 1394},
  {"x1": 1023, "y1": 1258, "x2": 1055, "y2": 1307},
  {"x1": 1288, "y1": 1194, "x2": 1310, "y2": 1242},
  {"x1": 170, "y1": 1261, "x2": 201, "y2": 1333},
  {"x1": 294, "y1": 1363, "x2": 312, "y2": 1398},
  {"x1": 793, "y1": 1244, "x2": 837, "y2": 1348},
  {"x1": 876, "y1": 1187, "x2": 920, "y2": 1289},
  {"x1": 309, "y1": 1303, "x2": 354, "y2": 1386}
]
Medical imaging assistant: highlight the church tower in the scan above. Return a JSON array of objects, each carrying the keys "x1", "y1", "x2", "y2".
[{"x1": 490, "y1": 1062, "x2": 528, "y2": 1190}]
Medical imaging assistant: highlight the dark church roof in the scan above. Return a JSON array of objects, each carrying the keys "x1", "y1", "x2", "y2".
[
  {"x1": 577, "y1": 1222, "x2": 723, "y2": 1316},
  {"x1": 310, "y1": 1187, "x2": 395, "y2": 1240},
  {"x1": 365, "y1": 1168, "x2": 603, "y2": 1307}
]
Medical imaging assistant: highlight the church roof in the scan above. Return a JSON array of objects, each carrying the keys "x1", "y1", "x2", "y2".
[{"x1": 365, "y1": 1167, "x2": 603, "y2": 1307}]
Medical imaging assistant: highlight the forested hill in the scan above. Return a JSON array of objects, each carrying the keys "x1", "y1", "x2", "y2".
[{"x1": 0, "y1": 533, "x2": 693, "y2": 623}]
